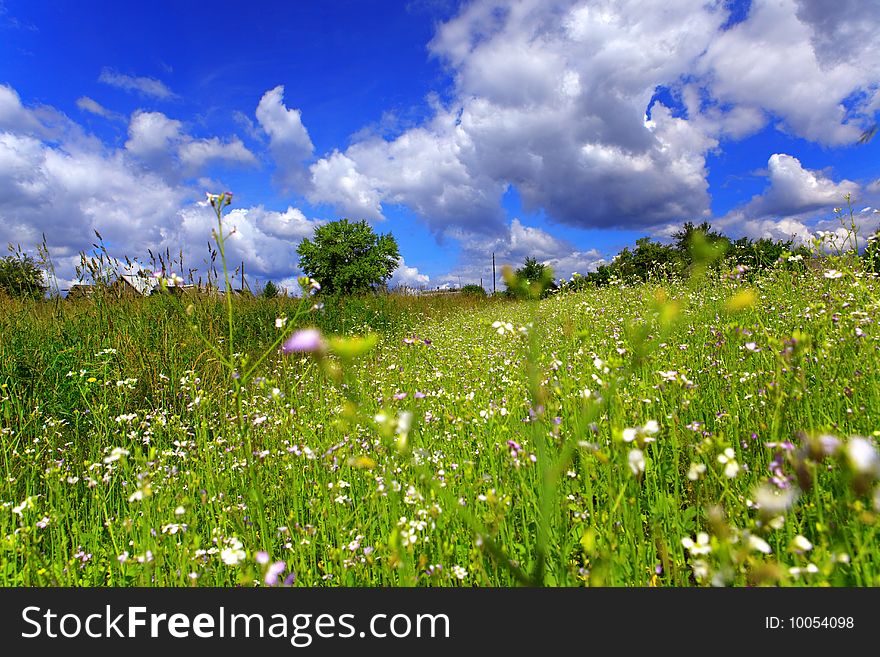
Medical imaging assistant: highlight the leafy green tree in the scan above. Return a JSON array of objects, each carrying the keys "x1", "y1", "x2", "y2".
[
  {"x1": 505, "y1": 256, "x2": 556, "y2": 298},
  {"x1": 673, "y1": 221, "x2": 730, "y2": 268},
  {"x1": 461, "y1": 284, "x2": 487, "y2": 296},
  {"x1": 0, "y1": 251, "x2": 45, "y2": 300},
  {"x1": 262, "y1": 280, "x2": 279, "y2": 298},
  {"x1": 515, "y1": 257, "x2": 547, "y2": 284},
  {"x1": 297, "y1": 219, "x2": 400, "y2": 295},
  {"x1": 864, "y1": 230, "x2": 880, "y2": 273}
]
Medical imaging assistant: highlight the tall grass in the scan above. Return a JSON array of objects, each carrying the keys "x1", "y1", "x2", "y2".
[{"x1": 2, "y1": 254, "x2": 878, "y2": 586}]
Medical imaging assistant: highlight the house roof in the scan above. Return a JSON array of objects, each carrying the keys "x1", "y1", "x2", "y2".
[{"x1": 119, "y1": 274, "x2": 157, "y2": 296}]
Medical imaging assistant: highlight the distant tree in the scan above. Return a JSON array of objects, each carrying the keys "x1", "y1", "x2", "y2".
[
  {"x1": 0, "y1": 251, "x2": 45, "y2": 300},
  {"x1": 461, "y1": 284, "x2": 487, "y2": 296},
  {"x1": 515, "y1": 257, "x2": 548, "y2": 284},
  {"x1": 297, "y1": 219, "x2": 400, "y2": 296},
  {"x1": 673, "y1": 221, "x2": 730, "y2": 267},
  {"x1": 630, "y1": 237, "x2": 681, "y2": 281},
  {"x1": 728, "y1": 237, "x2": 793, "y2": 271},
  {"x1": 262, "y1": 280, "x2": 279, "y2": 298},
  {"x1": 506, "y1": 256, "x2": 556, "y2": 298},
  {"x1": 864, "y1": 230, "x2": 880, "y2": 273}
]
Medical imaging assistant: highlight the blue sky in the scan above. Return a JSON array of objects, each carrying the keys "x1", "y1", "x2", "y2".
[{"x1": 1, "y1": 0, "x2": 879, "y2": 292}]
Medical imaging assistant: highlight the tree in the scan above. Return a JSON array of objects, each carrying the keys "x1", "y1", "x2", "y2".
[
  {"x1": 864, "y1": 230, "x2": 880, "y2": 273},
  {"x1": 262, "y1": 280, "x2": 279, "y2": 298},
  {"x1": 673, "y1": 221, "x2": 730, "y2": 269},
  {"x1": 505, "y1": 256, "x2": 556, "y2": 298},
  {"x1": 461, "y1": 284, "x2": 487, "y2": 297},
  {"x1": 297, "y1": 219, "x2": 400, "y2": 295},
  {"x1": 0, "y1": 251, "x2": 45, "y2": 300}
]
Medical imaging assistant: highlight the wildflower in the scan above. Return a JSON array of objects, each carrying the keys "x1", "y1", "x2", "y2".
[
  {"x1": 281, "y1": 328, "x2": 326, "y2": 354},
  {"x1": 789, "y1": 564, "x2": 819, "y2": 577},
  {"x1": 451, "y1": 565, "x2": 468, "y2": 580},
  {"x1": 275, "y1": 317, "x2": 287, "y2": 329},
  {"x1": 846, "y1": 436, "x2": 880, "y2": 477},
  {"x1": 622, "y1": 420, "x2": 659, "y2": 448},
  {"x1": 717, "y1": 448, "x2": 740, "y2": 478},
  {"x1": 628, "y1": 448, "x2": 646, "y2": 476},
  {"x1": 752, "y1": 483, "x2": 799, "y2": 517},
  {"x1": 681, "y1": 532, "x2": 712, "y2": 556},
  {"x1": 823, "y1": 269, "x2": 843, "y2": 279},
  {"x1": 103, "y1": 447, "x2": 129, "y2": 464},
  {"x1": 687, "y1": 462, "x2": 707, "y2": 481},
  {"x1": 256, "y1": 551, "x2": 270, "y2": 565},
  {"x1": 491, "y1": 321, "x2": 514, "y2": 335},
  {"x1": 747, "y1": 534, "x2": 772, "y2": 554},
  {"x1": 206, "y1": 191, "x2": 233, "y2": 208},
  {"x1": 265, "y1": 561, "x2": 286, "y2": 586},
  {"x1": 12, "y1": 496, "x2": 36, "y2": 515},
  {"x1": 220, "y1": 538, "x2": 246, "y2": 566},
  {"x1": 791, "y1": 535, "x2": 813, "y2": 553}
]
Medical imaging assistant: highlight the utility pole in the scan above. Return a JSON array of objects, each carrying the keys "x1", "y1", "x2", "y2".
[
  {"x1": 492, "y1": 253, "x2": 496, "y2": 295},
  {"x1": 241, "y1": 260, "x2": 244, "y2": 293}
]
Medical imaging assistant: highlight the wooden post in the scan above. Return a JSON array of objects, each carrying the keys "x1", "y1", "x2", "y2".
[{"x1": 492, "y1": 253, "x2": 496, "y2": 294}]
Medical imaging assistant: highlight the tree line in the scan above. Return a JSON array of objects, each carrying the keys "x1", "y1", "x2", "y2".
[{"x1": 3, "y1": 218, "x2": 880, "y2": 301}]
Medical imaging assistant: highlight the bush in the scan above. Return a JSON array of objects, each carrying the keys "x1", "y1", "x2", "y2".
[
  {"x1": 461, "y1": 284, "x2": 487, "y2": 296},
  {"x1": 0, "y1": 250, "x2": 45, "y2": 300}
]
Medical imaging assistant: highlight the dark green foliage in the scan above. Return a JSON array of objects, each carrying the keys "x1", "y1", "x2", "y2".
[
  {"x1": 262, "y1": 280, "x2": 279, "y2": 298},
  {"x1": 297, "y1": 219, "x2": 400, "y2": 296},
  {"x1": 505, "y1": 256, "x2": 557, "y2": 298},
  {"x1": 572, "y1": 222, "x2": 816, "y2": 289},
  {"x1": 864, "y1": 231, "x2": 880, "y2": 273},
  {"x1": 611, "y1": 237, "x2": 681, "y2": 282},
  {"x1": 515, "y1": 257, "x2": 549, "y2": 284},
  {"x1": 461, "y1": 284, "x2": 487, "y2": 296},
  {"x1": 0, "y1": 250, "x2": 45, "y2": 300}
]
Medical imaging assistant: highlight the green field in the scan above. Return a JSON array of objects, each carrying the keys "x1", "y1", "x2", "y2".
[{"x1": 1, "y1": 261, "x2": 878, "y2": 586}]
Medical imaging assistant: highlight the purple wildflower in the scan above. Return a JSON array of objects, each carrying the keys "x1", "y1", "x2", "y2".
[
  {"x1": 265, "y1": 561, "x2": 286, "y2": 586},
  {"x1": 282, "y1": 328, "x2": 325, "y2": 354}
]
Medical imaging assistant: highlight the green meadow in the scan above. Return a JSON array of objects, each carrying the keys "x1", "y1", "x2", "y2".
[{"x1": 1, "y1": 256, "x2": 879, "y2": 587}]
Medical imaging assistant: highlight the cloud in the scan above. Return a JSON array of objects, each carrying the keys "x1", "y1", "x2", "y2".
[
  {"x1": 743, "y1": 154, "x2": 859, "y2": 218},
  {"x1": 431, "y1": 217, "x2": 606, "y2": 289},
  {"x1": 255, "y1": 85, "x2": 314, "y2": 191},
  {"x1": 125, "y1": 110, "x2": 183, "y2": 167},
  {"x1": 714, "y1": 153, "x2": 871, "y2": 243},
  {"x1": 174, "y1": 205, "x2": 322, "y2": 281},
  {"x1": 390, "y1": 257, "x2": 431, "y2": 288},
  {"x1": 178, "y1": 136, "x2": 258, "y2": 171},
  {"x1": 98, "y1": 68, "x2": 176, "y2": 100},
  {"x1": 308, "y1": 150, "x2": 384, "y2": 220},
  {"x1": 697, "y1": 0, "x2": 880, "y2": 145},
  {"x1": 0, "y1": 84, "x2": 76, "y2": 140},
  {"x1": 125, "y1": 109, "x2": 257, "y2": 177},
  {"x1": 75, "y1": 96, "x2": 125, "y2": 122},
  {"x1": 0, "y1": 84, "x2": 43, "y2": 133},
  {"x1": 303, "y1": 0, "x2": 880, "y2": 244},
  {"x1": 0, "y1": 83, "x2": 311, "y2": 293}
]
